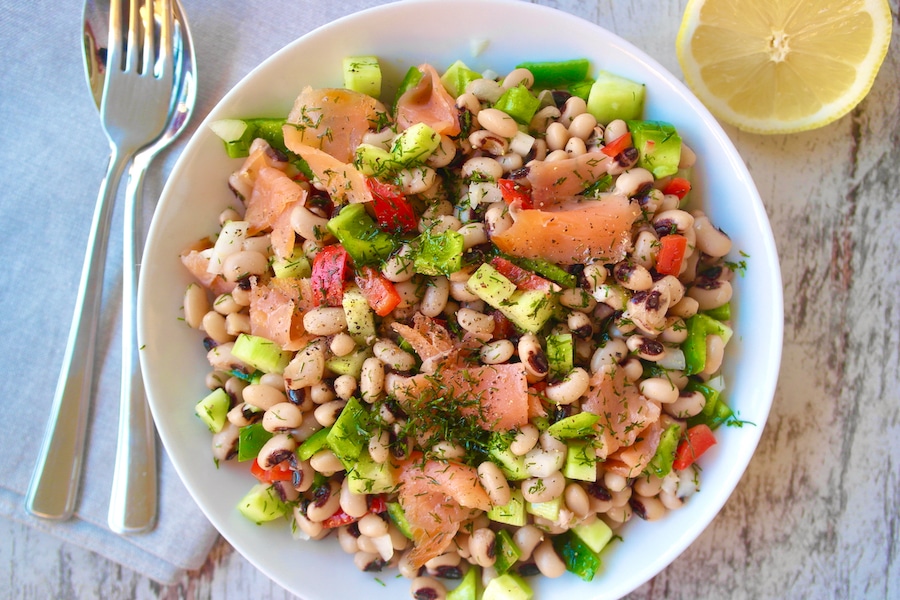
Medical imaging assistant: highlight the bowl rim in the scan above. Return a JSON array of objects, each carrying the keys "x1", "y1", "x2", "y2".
[{"x1": 139, "y1": 1, "x2": 784, "y2": 598}]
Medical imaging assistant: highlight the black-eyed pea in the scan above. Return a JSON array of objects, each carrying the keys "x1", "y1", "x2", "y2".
[
  {"x1": 224, "y1": 312, "x2": 251, "y2": 336},
  {"x1": 309, "y1": 448, "x2": 343, "y2": 476},
  {"x1": 605, "y1": 503, "x2": 634, "y2": 525},
  {"x1": 665, "y1": 389, "x2": 707, "y2": 419},
  {"x1": 205, "y1": 370, "x2": 228, "y2": 390},
  {"x1": 559, "y1": 287, "x2": 597, "y2": 312},
  {"x1": 522, "y1": 471, "x2": 566, "y2": 504},
  {"x1": 545, "y1": 122, "x2": 571, "y2": 151},
  {"x1": 421, "y1": 276, "x2": 450, "y2": 317},
  {"x1": 484, "y1": 201, "x2": 513, "y2": 237},
  {"x1": 389, "y1": 523, "x2": 409, "y2": 551},
  {"x1": 477, "y1": 461, "x2": 512, "y2": 507},
  {"x1": 368, "y1": 429, "x2": 391, "y2": 464},
  {"x1": 290, "y1": 204, "x2": 329, "y2": 242},
  {"x1": 409, "y1": 576, "x2": 447, "y2": 600},
  {"x1": 693, "y1": 214, "x2": 733, "y2": 257},
  {"x1": 382, "y1": 244, "x2": 416, "y2": 283},
  {"x1": 201, "y1": 310, "x2": 232, "y2": 344},
  {"x1": 633, "y1": 475, "x2": 664, "y2": 497},
  {"x1": 604, "y1": 119, "x2": 628, "y2": 143},
  {"x1": 620, "y1": 356, "x2": 644, "y2": 382},
  {"x1": 626, "y1": 335, "x2": 667, "y2": 362},
  {"x1": 509, "y1": 423, "x2": 540, "y2": 456},
  {"x1": 603, "y1": 471, "x2": 628, "y2": 493},
  {"x1": 545, "y1": 367, "x2": 590, "y2": 405},
  {"x1": 373, "y1": 339, "x2": 416, "y2": 372},
  {"x1": 329, "y1": 332, "x2": 356, "y2": 357},
  {"x1": 283, "y1": 340, "x2": 326, "y2": 390},
  {"x1": 614, "y1": 261, "x2": 654, "y2": 291},
  {"x1": 431, "y1": 441, "x2": 466, "y2": 461},
  {"x1": 687, "y1": 279, "x2": 733, "y2": 311},
  {"x1": 564, "y1": 136, "x2": 587, "y2": 156},
  {"x1": 359, "y1": 357, "x2": 385, "y2": 403},
  {"x1": 242, "y1": 383, "x2": 287, "y2": 411},
  {"x1": 568, "y1": 111, "x2": 598, "y2": 140},
  {"x1": 518, "y1": 333, "x2": 549, "y2": 379},
  {"x1": 424, "y1": 549, "x2": 462, "y2": 577},
  {"x1": 457, "y1": 307, "x2": 494, "y2": 335},
  {"x1": 614, "y1": 168, "x2": 654, "y2": 198},
  {"x1": 292, "y1": 506, "x2": 326, "y2": 540},
  {"x1": 457, "y1": 223, "x2": 488, "y2": 250},
  {"x1": 303, "y1": 306, "x2": 348, "y2": 336},
  {"x1": 468, "y1": 528, "x2": 497, "y2": 568},
  {"x1": 353, "y1": 551, "x2": 386, "y2": 573},
  {"x1": 230, "y1": 285, "x2": 251, "y2": 307},
  {"x1": 659, "y1": 489, "x2": 685, "y2": 510},
  {"x1": 669, "y1": 295, "x2": 700, "y2": 319},
  {"x1": 337, "y1": 525, "x2": 359, "y2": 554},
  {"x1": 476, "y1": 107, "x2": 518, "y2": 138},
  {"x1": 262, "y1": 402, "x2": 302, "y2": 432},
  {"x1": 559, "y1": 95, "x2": 588, "y2": 126},
  {"x1": 502, "y1": 67, "x2": 535, "y2": 89},
  {"x1": 183, "y1": 284, "x2": 209, "y2": 329},
  {"x1": 259, "y1": 372, "x2": 285, "y2": 391},
  {"x1": 630, "y1": 495, "x2": 667, "y2": 521},
  {"x1": 513, "y1": 525, "x2": 544, "y2": 562},
  {"x1": 211, "y1": 422, "x2": 239, "y2": 462},
  {"x1": 564, "y1": 482, "x2": 592, "y2": 520},
  {"x1": 529, "y1": 105, "x2": 561, "y2": 134},
  {"x1": 256, "y1": 433, "x2": 297, "y2": 469},
  {"x1": 533, "y1": 539, "x2": 566, "y2": 578},
  {"x1": 496, "y1": 151, "x2": 524, "y2": 173},
  {"x1": 221, "y1": 250, "x2": 268, "y2": 283},
  {"x1": 480, "y1": 339, "x2": 515, "y2": 365},
  {"x1": 467, "y1": 78, "x2": 504, "y2": 103},
  {"x1": 702, "y1": 334, "x2": 726, "y2": 376},
  {"x1": 589, "y1": 338, "x2": 628, "y2": 373},
  {"x1": 639, "y1": 377, "x2": 680, "y2": 404},
  {"x1": 314, "y1": 400, "x2": 347, "y2": 428},
  {"x1": 333, "y1": 374, "x2": 357, "y2": 401}
]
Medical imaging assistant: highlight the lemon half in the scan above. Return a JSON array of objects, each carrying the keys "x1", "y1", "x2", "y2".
[{"x1": 676, "y1": 0, "x2": 893, "y2": 134}]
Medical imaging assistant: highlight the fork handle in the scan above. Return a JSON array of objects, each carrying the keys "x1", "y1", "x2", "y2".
[
  {"x1": 25, "y1": 145, "x2": 129, "y2": 520},
  {"x1": 108, "y1": 151, "x2": 158, "y2": 534}
]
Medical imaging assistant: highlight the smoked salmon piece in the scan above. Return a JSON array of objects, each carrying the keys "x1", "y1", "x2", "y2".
[
  {"x1": 244, "y1": 167, "x2": 308, "y2": 259},
  {"x1": 526, "y1": 152, "x2": 613, "y2": 208},
  {"x1": 394, "y1": 363, "x2": 530, "y2": 432},
  {"x1": 249, "y1": 277, "x2": 314, "y2": 351},
  {"x1": 398, "y1": 459, "x2": 490, "y2": 568},
  {"x1": 280, "y1": 138, "x2": 373, "y2": 206},
  {"x1": 285, "y1": 86, "x2": 382, "y2": 163},
  {"x1": 491, "y1": 194, "x2": 641, "y2": 265},
  {"x1": 395, "y1": 64, "x2": 461, "y2": 136},
  {"x1": 581, "y1": 363, "x2": 661, "y2": 460},
  {"x1": 604, "y1": 421, "x2": 663, "y2": 478},
  {"x1": 180, "y1": 240, "x2": 235, "y2": 296}
]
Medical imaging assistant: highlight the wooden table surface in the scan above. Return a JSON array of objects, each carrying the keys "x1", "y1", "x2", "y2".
[{"x1": 3, "y1": 0, "x2": 898, "y2": 598}]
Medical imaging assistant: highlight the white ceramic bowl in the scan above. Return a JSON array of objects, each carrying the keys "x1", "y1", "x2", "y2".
[{"x1": 139, "y1": 0, "x2": 783, "y2": 598}]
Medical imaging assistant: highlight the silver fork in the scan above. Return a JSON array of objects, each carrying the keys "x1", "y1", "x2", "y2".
[{"x1": 25, "y1": 0, "x2": 175, "y2": 523}]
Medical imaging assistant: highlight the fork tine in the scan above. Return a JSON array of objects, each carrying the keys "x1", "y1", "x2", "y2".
[
  {"x1": 142, "y1": 0, "x2": 155, "y2": 76},
  {"x1": 158, "y1": 0, "x2": 174, "y2": 78},
  {"x1": 125, "y1": 0, "x2": 139, "y2": 73},
  {"x1": 107, "y1": 0, "x2": 125, "y2": 72}
]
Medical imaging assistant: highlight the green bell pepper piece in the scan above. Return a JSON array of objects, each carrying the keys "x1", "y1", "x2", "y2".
[
  {"x1": 515, "y1": 58, "x2": 591, "y2": 88},
  {"x1": 646, "y1": 423, "x2": 681, "y2": 478},
  {"x1": 682, "y1": 313, "x2": 733, "y2": 375},
  {"x1": 326, "y1": 203, "x2": 397, "y2": 266},
  {"x1": 237, "y1": 423, "x2": 273, "y2": 462},
  {"x1": 493, "y1": 84, "x2": 542, "y2": 125},
  {"x1": 413, "y1": 230, "x2": 464, "y2": 276}
]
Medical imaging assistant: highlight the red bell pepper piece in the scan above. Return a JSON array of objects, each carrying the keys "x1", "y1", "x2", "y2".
[
  {"x1": 655, "y1": 234, "x2": 688, "y2": 276},
  {"x1": 673, "y1": 424, "x2": 717, "y2": 470},
  {"x1": 491, "y1": 309, "x2": 516, "y2": 340},
  {"x1": 498, "y1": 178, "x2": 533, "y2": 209},
  {"x1": 355, "y1": 265, "x2": 402, "y2": 317},
  {"x1": 662, "y1": 177, "x2": 692, "y2": 200},
  {"x1": 490, "y1": 256, "x2": 553, "y2": 291},
  {"x1": 366, "y1": 177, "x2": 418, "y2": 233},
  {"x1": 250, "y1": 458, "x2": 294, "y2": 483},
  {"x1": 310, "y1": 244, "x2": 351, "y2": 307},
  {"x1": 321, "y1": 495, "x2": 389, "y2": 528},
  {"x1": 601, "y1": 132, "x2": 632, "y2": 157}
]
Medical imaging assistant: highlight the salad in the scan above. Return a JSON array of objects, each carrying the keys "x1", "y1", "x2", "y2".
[{"x1": 181, "y1": 55, "x2": 738, "y2": 599}]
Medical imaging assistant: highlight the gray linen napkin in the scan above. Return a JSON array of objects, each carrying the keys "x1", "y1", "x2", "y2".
[{"x1": 0, "y1": 0, "x2": 384, "y2": 584}]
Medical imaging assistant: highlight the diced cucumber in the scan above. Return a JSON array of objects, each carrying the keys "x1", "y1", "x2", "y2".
[
  {"x1": 627, "y1": 120, "x2": 682, "y2": 178},
  {"x1": 488, "y1": 489, "x2": 526, "y2": 527},
  {"x1": 526, "y1": 495, "x2": 562, "y2": 521},
  {"x1": 325, "y1": 347, "x2": 372, "y2": 378},
  {"x1": 391, "y1": 122, "x2": 440, "y2": 165},
  {"x1": 272, "y1": 247, "x2": 311, "y2": 279},
  {"x1": 209, "y1": 117, "x2": 293, "y2": 159},
  {"x1": 195, "y1": 387, "x2": 230, "y2": 433},
  {"x1": 237, "y1": 422, "x2": 273, "y2": 462},
  {"x1": 552, "y1": 530, "x2": 602, "y2": 582},
  {"x1": 387, "y1": 501, "x2": 415, "y2": 540},
  {"x1": 237, "y1": 483, "x2": 288, "y2": 524},
  {"x1": 347, "y1": 449, "x2": 397, "y2": 494},
  {"x1": 355, "y1": 143, "x2": 398, "y2": 177},
  {"x1": 467, "y1": 263, "x2": 517, "y2": 307},
  {"x1": 546, "y1": 332, "x2": 574, "y2": 379},
  {"x1": 586, "y1": 71, "x2": 645, "y2": 124},
  {"x1": 413, "y1": 230, "x2": 464, "y2": 276},
  {"x1": 326, "y1": 396, "x2": 369, "y2": 469},
  {"x1": 563, "y1": 440, "x2": 597, "y2": 482},
  {"x1": 343, "y1": 55, "x2": 382, "y2": 98},
  {"x1": 499, "y1": 289, "x2": 557, "y2": 334},
  {"x1": 231, "y1": 333, "x2": 291, "y2": 374},
  {"x1": 342, "y1": 286, "x2": 375, "y2": 345},
  {"x1": 493, "y1": 84, "x2": 542, "y2": 125},
  {"x1": 296, "y1": 426, "x2": 331, "y2": 461},
  {"x1": 573, "y1": 518, "x2": 614, "y2": 554},
  {"x1": 494, "y1": 529, "x2": 522, "y2": 574},
  {"x1": 547, "y1": 412, "x2": 600, "y2": 439},
  {"x1": 482, "y1": 573, "x2": 533, "y2": 600},
  {"x1": 440, "y1": 59, "x2": 481, "y2": 97},
  {"x1": 489, "y1": 435, "x2": 529, "y2": 481},
  {"x1": 447, "y1": 567, "x2": 479, "y2": 600}
]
